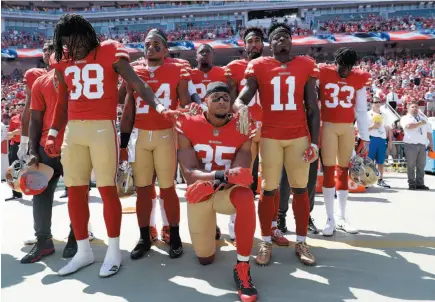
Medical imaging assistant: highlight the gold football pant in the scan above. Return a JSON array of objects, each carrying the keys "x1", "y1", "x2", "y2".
[
  {"x1": 61, "y1": 120, "x2": 118, "y2": 187},
  {"x1": 321, "y1": 123, "x2": 355, "y2": 167},
  {"x1": 259, "y1": 136, "x2": 310, "y2": 190},
  {"x1": 131, "y1": 128, "x2": 177, "y2": 189}
]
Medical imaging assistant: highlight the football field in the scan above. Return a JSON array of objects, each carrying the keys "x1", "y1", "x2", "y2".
[{"x1": 1, "y1": 172, "x2": 435, "y2": 302}]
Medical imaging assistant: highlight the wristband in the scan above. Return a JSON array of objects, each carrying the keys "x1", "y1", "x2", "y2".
[
  {"x1": 21, "y1": 136, "x2": 29, "y2": 144},
  {"x1": 212, "y1": 180, "x2": 225, "y2": 191},
  {"x1": 156, "y1": 104, "x2": 165, "y2": 114},
  {"x1": 48, "y1": 129, "x2": 58, "y2": 137},
  {"x1": 120, "y1": 133, "x2": 131, "y2": 148},
  {"x1": 215, "y1": 170, "x2": 227, "y2": 183}
]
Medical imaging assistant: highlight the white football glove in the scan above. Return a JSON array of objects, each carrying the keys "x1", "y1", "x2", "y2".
[{"x1": 17, "y1": 136, "x2": 29, "y2": 160}]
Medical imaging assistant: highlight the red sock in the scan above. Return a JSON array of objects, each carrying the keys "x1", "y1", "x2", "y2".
[
  {"x1": 160, "y1": 186, "x2": 180, "y2": 226},
  {"x1": 258, "y1": 193, "x2": 275, "y2": 237},
  {"x1": 98, "y1": 186, "x2": 122, "y2": 238},
  {"x1": 323, "y1": 165, "x2": 336, "y2": 188},
  {"x1": 272, "y1": 188, "x2": 280, "y2": 222},
  {"x1": 136, "y1": 186, "x2": 154, "y2": 227},
  {"x1": 230, "y1": 187, "x2": 255, "y2": 257},
  {"x1": 292, "y1": 191, "x2": 310, "y2": 237},
  {"x1": 68, "y1": 185, "x2": 90, "y2": 240},
  {"x1": 336, "y1": 166, "x2": 349, "y2": 191}
]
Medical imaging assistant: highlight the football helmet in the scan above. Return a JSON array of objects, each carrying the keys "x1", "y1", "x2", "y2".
[
  {"x1": 349, "y1": 155, "x2": 379, "y2": 186},
  {"x1": 116, "y1": 161, "x2": 135, "y2": 198},
  {"x1": 6, "y1": 160, "x2": 54, "y2": 195}
]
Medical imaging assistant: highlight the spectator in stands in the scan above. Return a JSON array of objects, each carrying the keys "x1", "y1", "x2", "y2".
[
  {"x1": 386, "y1": 86, "x2": 399, "y2": 111},
  {"x1": 400, "y1": 102, "x2": 434, "y2": 190},
  {"x1": 425, "y1": 86, "x2": 434, "y2": 117},
  {"x1": 392, "y1": 120, "x2": 405, "y2": 160},
  {"x1": 367, "y1": 97, "x2": 392, "y2": 188}
]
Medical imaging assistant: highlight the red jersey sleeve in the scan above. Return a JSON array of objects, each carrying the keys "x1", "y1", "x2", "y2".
[
  {"x1": 24, "y1": 68, "x2": 46, "y2": 89},
  {"x1": 174, "y1": 114, "x2": 191, "y2": 137},
  {"x1": 302, "y1": 56, "x2": 319, "y2": 79},
  {"x1": 179, "y1": 67, "x2": 191, "y2": 81},
  {"x1": 244, "y1": 61, "x2": 257, "y2": 79},
  {"x1": 30, "y1": 77, "x2": 46, "y2": 112},
  {"x1": 103, "y1": 40, "x2": 130, "y2": 64}
]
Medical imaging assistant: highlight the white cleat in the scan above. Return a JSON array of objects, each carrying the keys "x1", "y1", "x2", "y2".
[
  {"x1": 336, "y1": 218, "x2": 359, "y2": 234},
  {"x1": 99, "y1": 251, "x2": 121, "y2": 278},
  {"x1": 58, "y1": 251, "x2": 94, "y2": 276},
  {"x1": 322, "y1": 218, "x2": 336, "y2": 237}
]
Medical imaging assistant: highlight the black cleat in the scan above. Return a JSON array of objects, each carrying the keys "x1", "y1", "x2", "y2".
[
  {"x1": 130, "y1": 238, "x2": 152, "y2": 260},
  {"x1": 21, "y1": 238, "x2": 55, "y2": 264},
  {"x1": 308, "y1": 216, "x2": 319, "y2": 234},
  {"x1": 215, "y1": 226, "x2": 221, "y2": 240},
  {"x1": 62, "y1": 230, "x2": 78, "y2": 258},
  {"x1": 169, "y1": 226, "x2": 183, "y2": 259},
  {"x1": 234, "y1": 262, "x2": 258, "y2": 302},
  {"x1": 277, "y1": 215, "x2": 287, "y2": 233}
]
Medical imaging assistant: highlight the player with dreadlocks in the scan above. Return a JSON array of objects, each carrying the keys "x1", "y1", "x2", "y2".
[
  {"x1": 224, "y1": 27, "x2": 288, "y2": 247},
  {"x1": 233, "y1": 22, "x2": 320, "y2": 266},
  {"x1": 318, "y1": 47, "x2": 370, "y2": 237},
  {"x1": 45, "y1": 14, "x2": 182, "y2": 278}
]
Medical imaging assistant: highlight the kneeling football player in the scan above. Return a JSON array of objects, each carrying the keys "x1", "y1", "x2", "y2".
[{"x1": 176, "y1": 82, "x2": 258, "y2": 302}]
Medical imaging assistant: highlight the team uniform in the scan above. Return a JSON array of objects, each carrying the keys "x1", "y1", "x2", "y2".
[
  {"x1": 175, "y1": 113, "x2": 256, "y2": 259},
  {"x1": 24, "y1": 68, "x2": 48, "y2": 90},
  {"x1": 318, "y1": 63, "x2": 370, "y2": 235},
  {"x1": 51, "y1": 40, "x2": 128, "y2": 189},
  {"x1": 190, "y1": 66, "x2": 227, "y2": 102},
  {"x1": 244, "y1": 56, "x2": 318, "y2": 262},
  {"x1": 127, "y1": 62, "x2": 190, "y2": 231}
]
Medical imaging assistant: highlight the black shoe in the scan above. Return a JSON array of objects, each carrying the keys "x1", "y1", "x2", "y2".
[
  {"x1": 5, "y1": 193, "x2": 22, "y2": 201},
  {"x1": 234, "y1": 262, "x2": 257, "y2": 302},
  {"x1": 21, "y1": 238, "x2": 55, "y2": 264},
  {"x1": 130, "y1": 238, "x2": 152, "y2": 259},
  {"x1": 409, "y1": 185, "x2": 417, "y2": 190},
  {"x1": 131, "y1": 227, "x2": 152, "y2": 259},
  {"x1": 277, "y1": 215, "x2": 287, "y2": 233},
  {"x1": 215, "y1": 226, "x2": 221, "y2": 240},
  {"x1": 60, "y1": 190, "x2": 68, "y2": 198},
  {"x1": 169, "y1": 226, "x2": 183, "y2": 259},
  {"x1": 416, "y1": 185, "x2": 429, "y2": 190},
  {"x1": 308, "y1": 216, "x2": 319, "y2": 234},
  {"x1": 63, "y1": 230, "x2": 77, "y2": 258},
  {"x1": 377, "y1": 179, "x2": 391, "y2": 188}
]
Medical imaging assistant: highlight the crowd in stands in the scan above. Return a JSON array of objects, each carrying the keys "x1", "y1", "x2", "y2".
[
  {"x1": 2, "y1": 13, "x2": 432, "y2": 49},
  {"x1": 316, "y1": 15, "x2": 435, "y2": 34},
  {"x1": 2, "y1": 53, "x2": 434, "y2": 129}
]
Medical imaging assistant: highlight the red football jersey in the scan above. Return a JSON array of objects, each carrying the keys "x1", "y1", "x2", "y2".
[
  {"x1": 51, "y1": 40, "x2": 130, "y2": 121},
  {"x1": 30, "y1": 69, "x2": 65, "y2": 150},
  {"x1": 245, "y1": 56, "x2": 319, "y2": 140},
  {"x1": 132, "y1": 63, "x2": 191, "y2": 130},
  {"x1": 190, "y1": 66, "x2": 227, "y2": 101},
  {"x1": 24, "y1": 68, "x2": 47, "y2": 89},
  {"x1": 175, "y1": 113, "x2": 256, "y2": 171},
  {"x1": 318, "y1": 64, "x2": 371, "y2": 123},
  {"x1": 131, "y1": 57, "x2": 190, "y2": 69},
  {"x1": 225, "y1": 59, "x2": 263, "y2": 123}
]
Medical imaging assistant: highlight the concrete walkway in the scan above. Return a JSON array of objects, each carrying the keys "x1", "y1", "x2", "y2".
[{"x1": 1, "y1": 172, "x2": 435, "y2": 302}]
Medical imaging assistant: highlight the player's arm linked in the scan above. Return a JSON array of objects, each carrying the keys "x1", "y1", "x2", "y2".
[
  {"x1": 304, "y1": 77, "x2": 320, "y2": 146},
  {"x1": 118, "y1": 85, "x2": 137, "y2": 162}
]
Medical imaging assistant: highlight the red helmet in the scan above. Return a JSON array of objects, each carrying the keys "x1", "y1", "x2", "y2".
[
  {"x1": 428, "y1": 150, "x2": 435, "y2": 160},
  {"x1": 6, "y1": 160, "x2": 54, "y2": 195}
]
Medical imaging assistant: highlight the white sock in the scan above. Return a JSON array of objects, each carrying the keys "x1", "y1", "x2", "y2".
[
  {"x1": 100, "y1": 237, "x2": 122, "y2": 277},
  {"x1": 296, "y1": 236, "x2": 306, "y2": 243},
  {"x1": 336, "y1": 190, "x2": 349, "y2": 220},
  {"x1": 271, "y1": 221, "x2": 277, "y2": 228},
  {"x1": 262, "y1": 236, "x2": 271, "y2": 243},
  {"x1": 150, "y1": 198, "x2": 157, "y2": 226},
  {"x1": 159, "y1": 198, "x2": 169, "y2": 226},
  {"x1": 323, "y1": 187, "x2": 336, "y2": 220},
  {"x1": 58, "y1": 239, "x2": 94, "y2": 276},
  {"x1": 237, "y1": 254, "x2": 250, "y2": 262}
]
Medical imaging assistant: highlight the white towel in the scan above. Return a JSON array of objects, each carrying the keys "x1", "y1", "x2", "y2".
[{"x1": 128, "y1": 128, "x2": 139, "y2": 163}]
